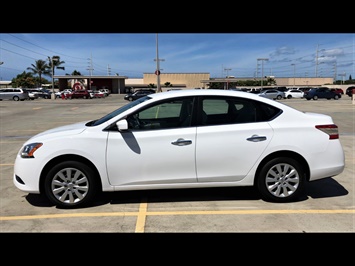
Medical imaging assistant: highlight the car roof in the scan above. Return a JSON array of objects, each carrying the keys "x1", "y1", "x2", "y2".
[{"x1": 148, "y1": 89, "x2": 283, "y2": 104}]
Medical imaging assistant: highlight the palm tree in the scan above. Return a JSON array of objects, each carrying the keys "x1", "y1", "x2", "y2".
[
  {"x1": 47, "y1": 56, "x2": 65, "y2": 78},
  {"x1": 27, "y1": 59, "x2": 50, "y2": 87}
]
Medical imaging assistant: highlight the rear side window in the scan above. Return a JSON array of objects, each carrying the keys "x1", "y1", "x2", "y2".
[{"x1": 200, "y1": 96, "x2": 281, "y2": 125}]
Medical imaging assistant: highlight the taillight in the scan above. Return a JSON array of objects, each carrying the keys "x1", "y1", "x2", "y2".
[{"x1": 315, "y1": 124, "x2": 339, "y2": 139}]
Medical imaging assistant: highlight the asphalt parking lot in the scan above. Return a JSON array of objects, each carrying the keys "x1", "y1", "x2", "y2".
[{"x1": 0, "y1": 94, "x2": 354, "y2": 233}]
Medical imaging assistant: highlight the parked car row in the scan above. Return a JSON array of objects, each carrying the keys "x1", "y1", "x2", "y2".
[
  {"x1": 55, "y1": 88, "x2": 111, "y2": 99},
  {"x1": 255, "y1": 87, "x2": 343, "y2": 101}
]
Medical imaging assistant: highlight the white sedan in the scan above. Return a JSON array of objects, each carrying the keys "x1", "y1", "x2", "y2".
[
  {"x1": 13, "y1": 89, "x2": 345, "y2": 208},
  {"x1": 284, "y1": 88, "x2": 304, "y2": 99}
]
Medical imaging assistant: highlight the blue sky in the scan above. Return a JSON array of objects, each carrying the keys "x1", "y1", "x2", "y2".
[{"x1": 0, "y1": 33, "x2": 354, "y2": 81}]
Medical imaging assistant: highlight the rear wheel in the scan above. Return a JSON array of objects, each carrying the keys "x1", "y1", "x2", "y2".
[
  {"x1": 44, "y1": 161, "x2": 99, "y2": 208},
  {"x1": 313, "y1": 95, "x2": 318, "y2": 100},
  {"x1": 257, "y1": 157, "x2": 305, "y2": 203},
  {"x1": 13, "y1": 96, "x2": 20, "y2": 101},
  {"x1": 334, "y1": 95, "x2": 339, "y2": 100}
]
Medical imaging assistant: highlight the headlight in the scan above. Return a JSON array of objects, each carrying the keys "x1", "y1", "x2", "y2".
[{"x1": 20, "y1": 143, "x2": 43, "y2": 158}]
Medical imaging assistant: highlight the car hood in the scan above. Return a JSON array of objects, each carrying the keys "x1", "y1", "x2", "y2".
[{"x1": 28, "y1": 121, "x2": 88, "y2": 142}]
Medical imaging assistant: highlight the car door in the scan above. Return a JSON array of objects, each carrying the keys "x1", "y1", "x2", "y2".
[
  {"x1": 106, "y1": 97, "x2": 197, "y2": 187},
  {"x1": 195, "y1": 96, "x2": 274, "y2": 182}
]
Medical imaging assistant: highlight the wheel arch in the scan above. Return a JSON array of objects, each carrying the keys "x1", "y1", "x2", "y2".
[
  {"x1": 254, "y1": 150, "x2": 310, "y2": 186},
  {"x1": 39, "y1": 154, "x2": 102, "y2": 194}
]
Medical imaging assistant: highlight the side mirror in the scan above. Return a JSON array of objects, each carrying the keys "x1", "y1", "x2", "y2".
[{"x1": 116, "y1": 119, "x2": 128, "y2": 131}]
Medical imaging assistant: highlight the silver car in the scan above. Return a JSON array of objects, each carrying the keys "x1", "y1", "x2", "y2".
[
  {"x1": 0, "y1": 88, "x2": 29, "y2": 101},
  {"x1": 258, "y1": 89, "x2": 285, "y2": 100}
]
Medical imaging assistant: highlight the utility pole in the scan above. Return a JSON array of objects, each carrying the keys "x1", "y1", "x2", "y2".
[
  {"x1": 291, "y1": 63, "x2": 296, "y2": 87},
  {"x1": 154, "y1": 33, "x2": 165, "y2": 92},
  {"x1": 87, "y1": 54, "x2": 94, "y2": 90},
  {"x1": 315, "y1": 44, "x2": 319, "y2": 77},
  {"x1": 257, "y1": 58, "x2": 269, "y2": 89}
]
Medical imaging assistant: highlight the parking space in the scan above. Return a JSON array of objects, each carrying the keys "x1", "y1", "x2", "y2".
[{"x1": 0, "y1": 95, "x2": 354, "y2": 232}]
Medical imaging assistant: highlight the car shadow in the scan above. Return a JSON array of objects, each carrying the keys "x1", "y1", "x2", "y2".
[{"x1": 25, "y1": 177, "x2": 348, "y2": 208}]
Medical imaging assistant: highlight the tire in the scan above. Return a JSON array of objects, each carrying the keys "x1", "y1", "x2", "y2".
[
  {"x1": 129, "y1": 97, "x2": 133, "y2": 101},
  {"x1": 334, "y1": 95, "x2": 339, "y2": 100},
  {"x1": 287, "y1": 95, "x2": 292, "y2": 99},
  {"x1": 256, "y1": 157, "x2": 305, "y2": 203},
  {"x1": 44, "y1": 161, "x2": 98, "y2": 208},
  {"x1": 276, "y1": 95, "x2": 282, "y2": 100},
  {"x1": 313, "y1": 95, "x2": 318, "y2": 100},
  {"x1": 13, "y1": 96, "x2": 20, "y2": 101}
]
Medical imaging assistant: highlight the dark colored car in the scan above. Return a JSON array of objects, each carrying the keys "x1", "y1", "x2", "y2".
[
  {"x1": 304, "y1": 87, "x2": 341, "y2": 100},
  {"x1": 66, "y1": 90, "x2": 92, "y2": 99},
  {"x1": 124, "y1": 89, "x2": 155, "y2": 101},
  {"x1": 346, "y1": 86, "x2": 355, "y2": 97},
  {"x1": 26, "y1": 88, "x2": 52, "y2": 99}
]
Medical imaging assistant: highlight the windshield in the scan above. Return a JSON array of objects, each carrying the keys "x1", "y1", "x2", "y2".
[{"x1": 88, "y1": 96, "x2": 151, "y2": 126}]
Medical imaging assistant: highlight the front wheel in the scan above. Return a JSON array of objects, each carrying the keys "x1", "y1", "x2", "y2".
[
  {"x1": 256, "y1": 157, "x2": 305, "y2": 203},
  {"x1": 44, "y1": 161, "x2": 98, "y2": 208}
]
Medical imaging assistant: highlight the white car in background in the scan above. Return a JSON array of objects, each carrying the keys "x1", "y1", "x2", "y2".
[
  {"x1": 55, "y1": 89, "x2": 73, "y2": 98},
  {"x1": 284, "y1": 88, "x2": 304, "y2": 99},
  {"x1": 13, "y1": 89, "x2": 345, "y2": 208}
]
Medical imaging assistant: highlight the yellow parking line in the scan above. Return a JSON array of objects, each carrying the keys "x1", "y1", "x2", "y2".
[
  {"x1": 1, "y1": 209, "x2": 354, "y2": 222},
  {"x1": 135, "y1": 199, "x2": 148, "y2": 233}
]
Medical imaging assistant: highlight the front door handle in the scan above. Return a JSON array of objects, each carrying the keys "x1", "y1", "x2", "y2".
[{"x1": 171, "y1": 138, "x2": 192, "y2": 146}]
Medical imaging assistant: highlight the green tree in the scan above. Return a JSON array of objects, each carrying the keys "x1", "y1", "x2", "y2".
[
  {"x1": 164, "y1": 82, "x2": 173, "y2": 87},
  {"x1": 11, "y1": 71, "x2": 37, "y2": 88},
  {"x1": 27, "y1": 59, "x2": 50, "y2": 87}
]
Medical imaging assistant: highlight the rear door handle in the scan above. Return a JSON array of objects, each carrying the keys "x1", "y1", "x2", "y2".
[{"x1": 247, "y1": 135, "x2": 267, "y2": 142}]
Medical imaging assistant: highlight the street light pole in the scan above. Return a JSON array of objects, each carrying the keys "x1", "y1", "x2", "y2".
[
  {"x1": 50, "y1": 56, "x2": 59, "y2": 100},
  {"x1": 291, "y1": 63, "x2": 295, "y2": 87},
  {"x1": 154, "y1": 33, "x2": 165, "y2": 93},
  {"x1": 224, "y1": 68, "x2": 232, "y2": 90},
  {"x1": 257, "y1": 58, "x2": 268, "y2": 89}
]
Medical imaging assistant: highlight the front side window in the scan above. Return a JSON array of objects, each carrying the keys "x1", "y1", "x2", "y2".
[{"x1": 127, "y1": 97, "x2": 194, "y2": 130}]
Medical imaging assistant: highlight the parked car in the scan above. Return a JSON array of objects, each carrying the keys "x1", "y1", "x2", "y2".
[
  {"x1": 284, "y1": 88, "x2": 304, "y2": 99},
  {"x1": 258, "y1": 89, "x2": 285, "y2": 100},
  {"x1": 99, "y1": 89, "x2": 110, "y2": 97},
  {"x1": 0, "y1": 88, "x2": 29, "y2": 101},
  {"x1": 330, "y1": 88, "x2": 344, "y2": 95},
  {"x1": 89, "y1": 90, "x2": 106, "y2": 98},
  {"x1": 345, "y1": 86, "x2": 355, "y2": 97},
  {"x1": 304, "y1": 87, "x2": 341, "y2": 100},
  {"x1": 124, "y1": 89, "x2": 155, "y2": 101},
  {"x1": 13, "y1": 89, "x2": 345, "y2": 208},
  {"x1": 65, "y1": 90, "x2": 92, "y2": 99},
  {"x1": 27, "y1": 91, "x2": 39, "y2": 100},
  {"x1": 55, "y1": 89, "x2": 73, "y2": 99},
  {"x1": 26, "y1": 88, "x2": 52, "y2": 99}
]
